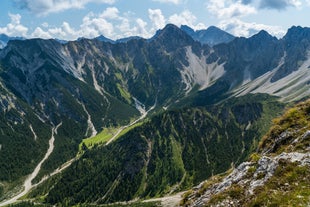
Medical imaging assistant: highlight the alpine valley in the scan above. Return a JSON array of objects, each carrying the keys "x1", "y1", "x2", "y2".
[{"x1": 0, "y1": 24, "x2": 309, "y2": 207}]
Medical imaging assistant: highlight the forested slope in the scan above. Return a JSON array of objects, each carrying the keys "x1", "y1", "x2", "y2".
[{"x1": 28, "y1": 94, "x2": 284, "y2": 206}]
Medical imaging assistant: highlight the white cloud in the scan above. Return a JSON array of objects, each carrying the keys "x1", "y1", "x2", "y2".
[
  {"x1": 41, "y1": 22, "x2": 49, "y2": 28},
  {"x1": 48, "y1": 27, "x2": 67, "y2": 38},
  {"x1": 115, "y1": 18, "x2": 151, "y2": 39},
  {"x1": 205, "y1": 0, "x2": 286, "y2": 38},
  {"x1": 288, "y1": 0, "x2": 302, "y2": 7},
  {"x1": 207, "y1": 0, "x2": 257, "y2": 19},
  {"x1": 80, "y1": 12, "x2": 114, "y2": 38},
  {"x1": 14, "y1": 0, "x2": 116, "y2": 16},
  {"x1": 218, "y1": 18, "x2": 285, "y2": 37},
  {"x1": 168, "y1": 10, "x2": 195, "y2": 26},
  {"x1": 152, "y1": 0, "x2": 181, "y2": 4},
  {"x1": 0, "y1": 13, "x2": 28, "y2": 37},
  {"x1": 117, "y1": 18, "x2": 131, "y2": 35},
  {"x1": 31, "y1": 27, "x2": 52, "y2": 39},
  {"x1": 99, "y1": 7, "x2": 120, "y2": 19},
  {"x1": 35, "y1": 21, "x2": 79, "y2": 40},
  {"x1": 135, "y1": 18, "x2": 149, "y2": 37},
  {"x1": 77, "y1": 8, "x2": 150, "y2": 39},
  {"x1": 148, "y1": 9, "x2": 166, "y2": 30},
  {"x1": 62, "y1": 22, "x2": 76, "y2": 36},
  {"x1": 168, "y1": 10, "x2": 206, "y2": 30}
]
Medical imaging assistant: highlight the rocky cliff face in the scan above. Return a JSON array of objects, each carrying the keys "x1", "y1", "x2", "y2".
[
  {"x1": 1, "y1": 25, "x2": 309, "y2": 112},
  {"x1": 181, "y1": 99, "x2": 310, "y2": 207}
]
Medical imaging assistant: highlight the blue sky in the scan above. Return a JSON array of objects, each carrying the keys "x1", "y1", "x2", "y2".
[{"x1": 0, "y1": 0, "x2": 310, "y2": 40}]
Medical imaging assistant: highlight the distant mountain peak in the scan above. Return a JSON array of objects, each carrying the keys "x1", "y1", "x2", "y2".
[
  {"x1": 205, "y1": 25, "x2": 226, "y2": 32},
  {"x1": 0, "y1": 33, "x2": 9, "y2": 41},
  {"x1": 0, "y1": 33, "x2": 25, "y2": 49},
  {"x1": 150, "y1": 24, "x2": 195, "y2": 49},
  {"x1": 180, "y1": 25, "x2": 195, "y2": 34},
  {"x1": 163, "y1": 23, "x2": 180, "y2": 30},
  {"x1": 283, "y1": 25, "x2": 310, "y2": 41},
  {"x1": 181, "y1": 25, "x2": 235, "y2": 46},
  {"x1": 156, "y1": 24, "x2": 185, "y2": 37},
  {"x1": 94, "y1": 35, "x2": 115, "y2": 43},
  {"x1": 250, "y1": 29, "x2": 277, "y2": 41},
  {"x1": 287, "y1": 25, "x2": 305, "y2": 33},
  {"x1": 116, "y1": 36, "x2": 143, "y2": 43},
  {"x1": 256, "y1": 29, "x2": 270, "y2": 35}
]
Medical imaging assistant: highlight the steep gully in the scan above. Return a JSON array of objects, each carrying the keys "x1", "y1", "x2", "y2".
[
  {"x1": 0, "y1": 123, "x2": 62, "y2": 206},
  {"x1": 0, "y1": 99, "x2": 155, "y2": 206}
]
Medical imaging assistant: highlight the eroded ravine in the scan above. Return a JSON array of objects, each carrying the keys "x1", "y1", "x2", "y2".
[
  {"x1": 0, "y1": 101, "x2": 155, "y2": 206},
  {"x1": 0, "y1": 123, "x2": 62, "y2": 206}
]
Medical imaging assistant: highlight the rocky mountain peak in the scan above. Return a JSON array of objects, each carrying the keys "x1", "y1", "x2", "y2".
[
  {"x1": 0, "y1": 34, "x2": 25, "y2": 49},
  {"x1": 204, "y1": 25, "x2": 232, "y2": 36},
  {"x1": 180, "y1": 25, "x2": 195, "y2": 36},
  {"x1": 94, "y1": 35, "x2": 114, "y2": 43},
  {"x1": 181, "y1": 25, "x2": 235, "y2": 46},
  {"x1": 251, "y1": 29, "x2": 277, "y2": 42},
  {"x1": 116, "y1": 36, "x2": 144, "y2": 43},
  {"x1": 0, "y1": 34, "x2": 10, "y2": 42},
  {"x1": 2, "y1": 38, "x2": 62, "y2": 66},
  {"x1": 153, "y1": 24, "x2": 192, "y2": 42},
  {"x1": 150, "y1": 24, "x2": 197, "y2": 53},
  {"x1": 284, "y1": 25, "x2": 310, "y2": 41}
]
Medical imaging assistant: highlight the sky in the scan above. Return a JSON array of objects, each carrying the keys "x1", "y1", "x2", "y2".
[{"x1": 0, "y1": 0, "x2": 310, "y2": 40}]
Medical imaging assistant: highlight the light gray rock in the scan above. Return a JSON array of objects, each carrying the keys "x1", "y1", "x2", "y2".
[{"x1": 187, "y1": 150, "x2": 310, "y2": 206}]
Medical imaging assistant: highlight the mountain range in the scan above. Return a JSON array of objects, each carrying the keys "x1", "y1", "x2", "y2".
[
  {"x1": 180, "y1": 25, "x2": 235, "y2": 46},
  {"x1": 0, "y1": 24, "x2": 309, "y2": 206},
  {"x1": 0, "y1": 34, "x2": 24, "y2": 49}
]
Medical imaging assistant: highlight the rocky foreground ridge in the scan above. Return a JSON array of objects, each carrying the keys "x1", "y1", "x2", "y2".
[{"x1": 181, "y1": 99, "x2": 310, "y2": 207}]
